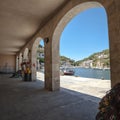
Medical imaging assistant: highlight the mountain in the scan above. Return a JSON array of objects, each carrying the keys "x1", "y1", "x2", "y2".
[
  {"x1": 38, "y1": 47, "x2": 110, "y2": 69},
  {"x1": 76, "y1": 49, "x2": 110, "y2": 68},
  {"x1": 60, "y1": 56, "x2": 75, "y2": 66}
]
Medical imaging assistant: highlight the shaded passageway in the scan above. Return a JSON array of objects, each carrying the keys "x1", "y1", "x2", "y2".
[
  {"x1": 0, "y1": 1, "x2": 119, "y2": 120},
  {"x1": 0, "y1": 74, "x2": 99, "y2": 120}
]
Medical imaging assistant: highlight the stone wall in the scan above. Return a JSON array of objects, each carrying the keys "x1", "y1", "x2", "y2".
[{"x1": 0, "y1": 55, "x2": 16, "y2": 73}]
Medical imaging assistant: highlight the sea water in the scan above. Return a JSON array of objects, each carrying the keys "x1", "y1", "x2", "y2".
[{"x1": 73, "y1": 67, "x2": 110, "y2": 80}]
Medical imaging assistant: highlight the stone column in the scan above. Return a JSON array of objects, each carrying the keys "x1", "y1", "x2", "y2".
[
  {"x1": 19, "y1": 54, "x2": 22, "y2": 70},
  {"x1": 44, "y1": 37, "x2": 60, "y2": 91},
  {"x1": 108, "y1": 1, "x2": 120, "y2": 87},
  {"x1": 31, "y1": 39, "x2": 40, "y2": 81},
  {"x1": 31, "y1": 49, "x2": 37, "y2": 81},
  {"x1": 16, "y1": 56, "x2": 19, "y2": 72}
]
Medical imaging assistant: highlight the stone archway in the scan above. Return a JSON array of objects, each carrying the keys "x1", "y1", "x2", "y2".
[
  {"x1": 31, "y1": 37, "x2": 44, "y2": 81},
  {"x1": 52, "y1": 1, "x2": 110, "y2": 90},
  {"x1": 23, "y1": 48, "x2": 29, "y2": 62},
  {"x1": 19, "y1": 53, "x2": 23, "y2": 70},
  {"x1": 16, "y1": 56, "x2": 19, "y2": 72}
]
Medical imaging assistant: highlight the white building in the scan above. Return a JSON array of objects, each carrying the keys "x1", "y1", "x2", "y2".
[{"x1": 82, "y1": 60, "x2": 93, "y2": 68}]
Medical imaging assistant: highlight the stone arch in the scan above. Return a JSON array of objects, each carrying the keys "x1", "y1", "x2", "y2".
[
  {"x1": 52, "y1": 1, "x2": 109, "y2": 89},
  {"x1": 19, "y1": 53, "x2": 23, "y2": 70},
  {"x1": 16, "y1": 55, "x2": 19, "y2": 71},
  {"x1": 53, "y1": 2, "x2": 103, "y2": 40},
  {"x1": 31, "y1": 37, "x2": 44, "y2": 81},
  {"x1": 23, "y1": 48, "x2": 29, "y2": 62}
]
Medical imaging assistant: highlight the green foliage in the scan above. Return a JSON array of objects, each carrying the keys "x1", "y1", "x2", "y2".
[
  {"x1": 60, "y1": 56, "x2": 76, "y2": 66},
  {"x1": 76, "y1": 49, "x2": 110, "y2": 67},
  {"x1": 37, "y1": 58, "x2": 44, "y2": 63},
  {"x1": 60, "y1": 56, "x2": 70, "y2": 61},
  {"x1": 37, "y1": 49, "x2": 110, "y2": 68},
  {"x1": 38, "y1": 44, "x2": 43, "y2": 48}
]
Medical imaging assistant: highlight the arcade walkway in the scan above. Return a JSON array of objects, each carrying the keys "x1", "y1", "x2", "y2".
[{"x1": 0, "y1": 74, "x2": 99, "y2": 120}]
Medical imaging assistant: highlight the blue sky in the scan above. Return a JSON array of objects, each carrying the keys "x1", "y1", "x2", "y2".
[{"x1": 60, "y1": 7, "x2": 109, "y2": 61}]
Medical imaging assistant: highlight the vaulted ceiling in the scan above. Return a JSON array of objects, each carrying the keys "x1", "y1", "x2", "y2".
[{"x1": 0, "y1": 0, "x2": 68, "y2": 55}]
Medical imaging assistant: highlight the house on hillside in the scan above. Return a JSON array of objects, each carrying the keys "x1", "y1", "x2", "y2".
[{"x1": 82, "y1": 60, "x2": 93, "y2": 68}]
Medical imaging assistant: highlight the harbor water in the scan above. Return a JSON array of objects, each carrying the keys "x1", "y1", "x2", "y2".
[
  {"x1": 73, "y1": 67, "x2": 110, "y2": 80},
  {"x1": 40, "y1": 67, "x2": 110, "y2": 80}
]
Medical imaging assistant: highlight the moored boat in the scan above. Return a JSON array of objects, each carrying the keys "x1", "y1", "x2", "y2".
[
  {"x1": 63, "y1": 68, "x2": 74, "y2": 75},
  {"x1": 64, "y1": 70, "x2": 74, "y2": 75}
]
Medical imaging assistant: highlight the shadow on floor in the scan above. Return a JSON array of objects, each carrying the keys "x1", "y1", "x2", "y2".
[{"x1": 0, "y1": 74, "x2": 100, "y2": 120}]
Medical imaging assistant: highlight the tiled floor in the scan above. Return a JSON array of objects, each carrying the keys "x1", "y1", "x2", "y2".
[{"x1": 0, "y1": 74, "x2": 100, "y2": 120}]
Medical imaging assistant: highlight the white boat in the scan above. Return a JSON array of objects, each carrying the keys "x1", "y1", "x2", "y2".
[{"x1": 60, "y1": 67, "x2": 74, "y2": 75}]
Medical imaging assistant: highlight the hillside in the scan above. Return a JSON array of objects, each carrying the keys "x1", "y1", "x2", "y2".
[
  {"x1": 76, "y1": 49, "x2": 110, "y2": 68},
  {"x1": 60, "y1": 56, "x2": 75, "y2": 66},
  {"x1": 38, "y1": 48, "x2": 110, "y2": 68},
  {"x1": 60, "y1": 49, "x2": 110, "y2": 68}
]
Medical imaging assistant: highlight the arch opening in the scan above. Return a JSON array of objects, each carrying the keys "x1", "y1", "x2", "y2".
[
  {"x1": 23, "y1": 48, "x2": 29, "y2": 62},
  {"x1": 16, "y1": 56, "x2": 19, "y2": 72},
  {"x1": 52, "y1": 2, "x2": 111, "y2": 98},
  {"x1": 31, "y1": 37, "x2": 45, "y2": 86},
  {"x1": 19, "y1": 53, "x2": 23, "y2": 70}
]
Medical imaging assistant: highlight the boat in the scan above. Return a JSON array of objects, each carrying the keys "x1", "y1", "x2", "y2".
[
  {"x1": 63, "y1": 68, "x2": 74, "y2": 75},
  {"x1": 64, "y1": 70, "x2": 74, "y2": 75}
]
